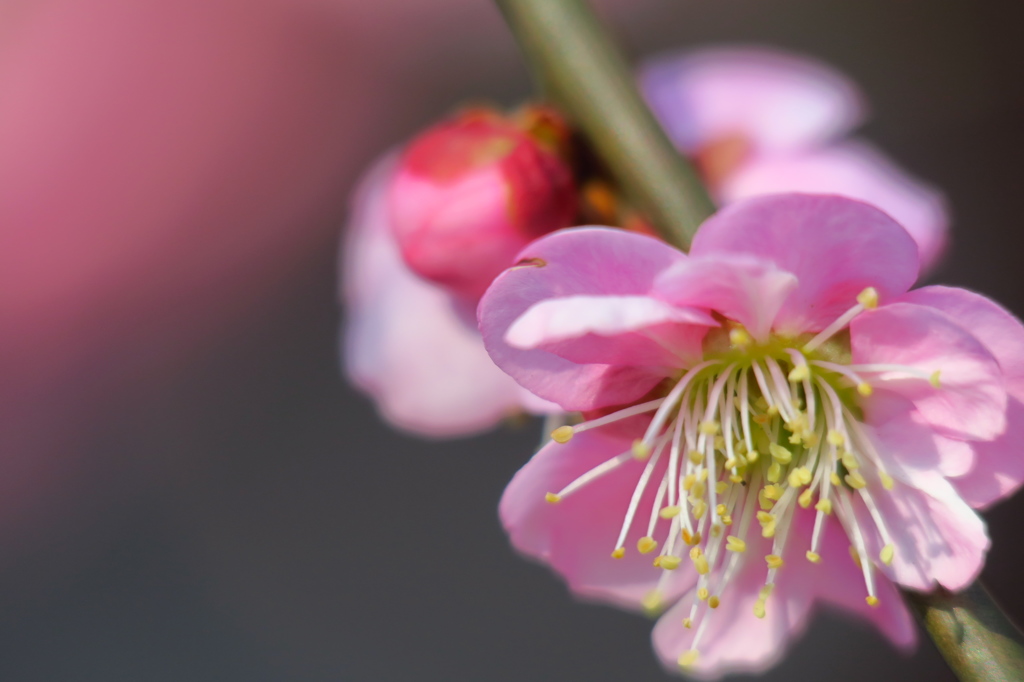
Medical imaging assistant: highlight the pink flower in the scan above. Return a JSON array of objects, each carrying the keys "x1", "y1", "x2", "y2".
[
  {"x1": 480, "y1": 194, "x2": 1024, "y2": 678},
  {"x1": 641, "y1": 47, "x2": 949, "y2": 270},
  {"x1": 342, "y1": 107, "x2": 574, "y2": 436}
]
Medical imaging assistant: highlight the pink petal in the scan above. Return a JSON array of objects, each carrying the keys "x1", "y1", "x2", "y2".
[
  {"x1": 950, "y1": 398, "x2": 1024, "y2": 509},
  {"x1": 342, "y1": 156, "x2": 527, "y2": 437},
  {"x1": 479, "y1": 227, "x2": 688, "y2": 411},
  {"x1": 640, "y1": 47, "x2": 863, "y2": 155},
  {"x1": 651, "y1": 530, "x2": 810, "y2": 679},
  {"x1": 847, "y1": 466, "x2": 988, "y2": 592},
  {"x1": 868, "y1": 402, "x2": 975, "y2": 478},
  {"x1": 690, "y1": 194, "x2": 920, "y2": 335},
  {"x1": 499, "y1": 428, "x2": 697, "y2": 610},
  {"x1": 505, "y1": 294, "x2": 715, "y2": 368},
  {"x1": 812, "y1": 515, "x2": 916, "y2": 650},
  {"x1": 653, "y1": 254, "x2": 798, "y2": 342},
  {"x1": 720, "y1": 141, "x2": 949, "y2": 273},
  {"x1": 852, "y1": 302, "x2": 1006, "y2": 441}
]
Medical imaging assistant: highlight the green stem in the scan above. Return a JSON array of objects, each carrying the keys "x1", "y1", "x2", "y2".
[
  {"x1": 495, "y1": 2, "x2": 1024, "y2": 681},
  {"x1": 494, "y1": 0, "x2": 714, "y2": 251},
  {"x1": 906, "y1": 583, "x2": 1024, "y2": 682}
]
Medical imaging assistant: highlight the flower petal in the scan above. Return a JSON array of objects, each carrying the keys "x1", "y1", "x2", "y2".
[
  {"x1": 720, "y1": 141, "x2": 949, "y2": 273},
  {"x1": 852, "y1": 302, "x2": 1006, "y2": 441},
  {"x1": 505, "y1": 294, "x2": 715, "y2": 368},
  {"x1": 500, "y1": 428, "x2": 697, "y2": 610},
  {"x1": 867, "y1": 400, "x2": 975, "y2": 478},
  {"x1": 690, "y1": 194, "x2": 920, "y2": 335},
  {"x1": 479, "y1": 227, "x2": 688, "y2": 411},
  {"x1": 950, "y1": 398, "x2": 1024, "y2": 509},
  {"x1": 342, "y1": 156, "x2": 527, "y2": 437},
  {"x1": 640, "y1": 47, "x2": 863, "y2": 155},
  {"x1": 653, "y1": 254, "x2": 798, "y2": 342}
]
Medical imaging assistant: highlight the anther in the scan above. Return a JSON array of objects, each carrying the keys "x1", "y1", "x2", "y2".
[
  {"x1": 631, "y1": 440, "x2": 651, "y2": 460},
  {"x1": 787, "y1": 364, "x2": 810, "y2": 382},
  {"x1": 845, "y1": 471, "x2": 867, "y2": 489},
  {"x1": 830, "y1": 472, "x2": 842, "y2": 487},
  {"x1": 815, "y1": 499, "x2": 833, "y2": 515},
  {"x1": 788, "y1": 468, "x2": 812, "y2": 487},
  {"x1": 880, "y1": 544, "x2": 895, "y2": 566},
  {"x1": 798, "y1": 488, "x2": 814, "y2": 508},
  {"x1": 715, "y1": 481, "x2": 729, "y2": 495},
  {"x1": 544, "y1": 492, "x2": 561, "y2": 504},
  {"x1": 857, "y1": 382, "x2": 873, "y2": 396},
  {"x1": 849, "y1": 546, "x2": 862, "y2": 568},
  {"x1": 930, "y1": 370, "x2": 942, "y2": 389},
  {"x1": 678, "y1": 650, "x2": 699, "y2": 669},
  {"x1": 642, "y1": 590, "x2": 663, "y2": 613},
  {"x1": 659, "y1": 505, "x2": 682, "y2": 519},
  {"x1": 729, "y1": 328, "x2": 752, "y2": 348},
  {"x1": 767, "y1": 463, "x2": 782, "y2": 483},
  {"x1": 806, "y1": 551, "x2": 821, "y2": 563},
  {"x1": 708, "y1": 596, "x2": 721, "y2": 609},
  {"x1": 827, "y1": 430, "x2": 845, "y2": 446},
  {"x1": 769, "y1": 443, "x2": 793, "y2": 464},
  {"x1": 688, "y1": 450, "x2": 704, "y2": 465},
  {"x1": 726, "y1": 536, "x2": 746, "y2": 553},
  {"x1": 659, "y1": 556, "x2": 682, "y2": 570},
  {"x1": 682, "y1": 618, "x2": 693, "y2": 629},
  {"x1": 880, "y1": 472, "x2": 895, "y2": 490},
  {"x1": 865, "y1": 596, "x2": 880, "y2": 607},
  {"x1": 857, "y1": 287, "x2": 879, "y2": 309},
  {"x1": 699, "y1": 420, "x2": 721, "y2": 436},
  {"x1": 763, "y1": 485, "x2": 783, "y2": 501},
  {"x1": 693, "y1": 554, "x2": 710, "y2": 575},
  {"x1": 550, "y1": 425, "x2": 574, "y2": 444},
  {"x1": 611, "y1": 547, "x2": 625, "y2": 559},
  {"x1": 698, "y1": 587, "x2": 709, "y2": 601},
  {"x1": 765, "y1": 554, "x2": 784, "y2": 569},
  {"x1": 841, "y1": 451, "x2": 859, "y2": 470},
  {"x1": 637, "y1": 537, "x2": 658, "y2": 554}
]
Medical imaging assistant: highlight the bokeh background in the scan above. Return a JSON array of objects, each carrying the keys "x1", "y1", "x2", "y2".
[{"x1": 1, "y1": 0, "x2": 1023, "y2": 679}]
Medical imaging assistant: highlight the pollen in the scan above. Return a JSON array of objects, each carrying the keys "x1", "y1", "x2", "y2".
[
  {"x1": 693, "y1": 554, "x2": 710, "y2": 575},
  {"x1": 845, "y1": 471, "x2": 867, "y2": 489},
  {"x1": 544, "y1": 492, "x2": 561, "y2": 504},
  {"x1": 788, "y1": 467, "x2": 812, "y2": 487},
  {"x1": 798, "y1": 488, "x2": 814, "y2": 508},
  {"x1": 637, "y1": 536, "x2": 658, "y2": 554},
  {"x1": 659, "y1": 505, "x2": 681, "y2": 519},
  {"x1": 682, "y1": 618, "x2": 693, "y2": 629},
  {"x1": 841, "y1": 451, "x2": 860, "y2": 470},
  {"x1": 815, "y1": 499, "x2": 833, "y2": 515},
  {"x1": 726, "y1": 536, "x2": 746, "y2": 553},
  {"x1": 678, "y1": 650, "x2": 700, "y2": 669},
  {"x1": 765, "y1": 554, "x2": 784, "y2": 569},
  {"x1": 753, "y1": 601, "x2": 766, "y2": 619},
  {"x1": 611, "y1": 547, "x2": 625, "y2": 559},
  {"x1": 827, "y1": 429, "x2": 845, "y2": 446},
  {"x1": 716, "y1": 504, "x2": 728, "y2": 517},
  {"x1": 708, "y1": 596, "x2": 721, "y2": 609},
  {"x1": 769, "y1": 443, "x2": 793, "y2": 464},
  {"x1": 857, "y1": 382, "x2": 874, "y2": 396},
  {"x1": 631, "y1": 440, "x2": 651, "y2": 460},
  {"x1": 767, "y1": 462, "x2": 782, "y2": 483},
  {"x1": 550, "y1": 425, "x2": 574, "y2": 443},
  {"x1": 697, "y1": 587, "x2": 709, "y2": 601},
  {"x1": 857, "y1": 287, "x2": 879, "y2": 309},
  {"x1": 763, "y1": 484, "x2": 783, "y2": 500},
  {"x1": 688, "y1": 450, "x2": 704, "y2": 465},
  {"x1": 715, "y1": 481, "x2": 729, "y2": 495},
  {"x1": 729, "y1": 328, "x2": 752, "y2": 348},
  {"x1": 787, "y1": 364, "x2": 810, "y2": 382},
  {"x1": 880, "y1": 544, "x2": 895, "y2": 565},
  {"x1": 659, "y1": 556, "x2": 682, "y2": 570},
  {"x1": 930, "y1": 370, "x2": 942, "y2": 389},
  {"x1": 699, "y1": 420, "x2": 721, "y2": 436},
  {"x1": 866, "y1": 596, "x2": 880, "y2": 607},
  {"x1": 830, "y1": 472, "x2": 842, "y2": 487},
  {"x1": 806, "y1": 551, "x2": 821, "y2": 563}
]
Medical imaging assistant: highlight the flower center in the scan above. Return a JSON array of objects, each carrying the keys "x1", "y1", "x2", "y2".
[{"x1": 543, "y1": 288, "x2": 941, "y2": 669}]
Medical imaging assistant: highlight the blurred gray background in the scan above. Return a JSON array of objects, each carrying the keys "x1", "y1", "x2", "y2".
[{"x1": 1, "y1": 0, "x2": 1022, "y2": 679}]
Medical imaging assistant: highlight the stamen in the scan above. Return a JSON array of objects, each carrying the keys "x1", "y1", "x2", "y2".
[{"x1": 804, "y1": 288, "x2": 877, "y2": 352}]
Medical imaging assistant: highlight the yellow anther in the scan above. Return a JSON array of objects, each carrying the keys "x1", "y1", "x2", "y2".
[
  {"x1": 699, "y1": 469, "x2": 709, "y2": 482},
  {"x1": 683, "y1": 530, "x2": 702, "y2": 546},
  {"x1": 611, "y1": 547, "x2": 625, "y2": 559},
  {"x1": 691, "y1": 481, "x2": 707, "y2": 499},
  {"x1": 642, "y1": 590, "x2": 664, "y2": 614},
  {"x1": 767, "y1": 404, "x2": 780, "y2": 417},
  {"x1": 721, "y1": 514, "x2": 733, "y2": 526},
  {"x1": 830, "y1": 472, "x2": 843, "y2": 487},
  {"x1": 715, "y1": 504, "x2": 728, "y2": 517},
  {"x1": 708, "y1": 596, "x2": 721, "y2": 609},
  {"x1": 550, "y1": 425, "x2": 574, "y2": 444},
  {"x1": 827, "y1": 429, "x2": 845, "y2": 446},
  {"x1": 723, "y1": 458, "x2": 737, "y2": 470},
  {"x1": 746, "y1": 449, "x2": 760, "y2": 463},
  {"x1": 729, "y1": 474, "x2": 744, "y2": 484},
  {"x1": 763, "y1": 484, "x2": 783, "y2": 501},
  {"x1": 637, "y1": 536, "x2": 658, "y2": 554},
  {"x1": 715, "y1": 481, "x2": 729, "y2": 495},
  {"x1": 651, "y1": 556, "x2": 661, "y2": 567},
  {"x1": 726, "y1": 536, "x2": 747, "y2": 553},
  {"x1": 880, "y1": 472, "x2": 895, "y2": 490},
  {"x1": 865, "y1": 595, "x2": 880, "y2": 607},
  {"x1": 880, "y1": 544, "x2": 895, "y2": 566},
  {"x1": 753, "y1": 601, "x2": 767, "y2": 619},
  {"x1": 682, "y1": 618, "x2": 693, "y2": 629},
  {"x1": 849, "y1": 546, "x2": 862, "y2": 568},
  {"x1": 632, "y1": 440, "x2": 651, "y2": 460},
  {"x1": 688, "y1": 450, "x2": 704, "y2": 465},
  {"x1": 815, "y1": 498, "x2": 833, "y2": 515},
  {"x1": 693, "y1": 555, "x2": 710, "y2": 575},
  {"x1": 806, "y1": 551, "x2": 821, "y2": 563},
  {"x1": 710, "y1": 524, "x2": 723, "y2": 538},
  {"x1": 678, "y1": 650, "x2": 700, "y2": 669},
  {"x1": 758, "y1": 490, "x2": 775, "y2": 511},
  {"x1": 659, "y1": 556, "x2": 682, "y2": 570},
  {"x1": 714, "y1": 435, "x2": 726, "y2": 450},
  {"x1": 798, "y1": 488, "x2": 814, "y2": 508},
  {"x1": 699, "y1": 420, "x2": 721, "y2": 436},
  {"x1": 729, "y1": 328, "x2": 752, "y2": 348},
  {"x1": 692, "y1": 500, "x2": 708, "y2": 519},
  {"x1": 787, "y1": 468, "x2": 812, "y2": 488},
  {"x1": 760, "y1": 584, "x2": 775, "y2": 599},
  {"x1": 769, "y1": 443, "x2": 793, "y2": 464},
  {"x1": 930, "y1": 370, "x2": 942, "y2": 389},
  {"x1": 845, "y1": 471, "x2": 867, "y2": 489},
  {"x1": 804, "y1": 432, "x2": 821, "y2": 448},
  {"x1": 767, "y1": 462, "x2": 782, "y2": 483},
  {"x1": 841, "y1": 452, "x2": 860, "y2": 470},
  {"x1": 761, "y1": 522, "x2": 777, "y2": 539},
  {"x1": 765, "y1": 554, "x2": 784, "y2": 569},
  {"x1": 857, "y1": 382, "x2": 873, "y2": 396},
  {"x1": 659, "y1": 505, "x2": 681, "y2": 519},
  {"x1": 857, "y1": 287, "x2": 879, "y2": 309},
  {"x1": 787, "y1": 364, "x2": 810, "y2": 382},
  {"x1": 697, "y1": 587, "x2": 709, "y2": 601},
  {"x1": 689, "y1": 546, "x2": 703, "y2": 560},
  {"x1": 756, "y1": 511, "x2": 774, "y2": 524},
  {"x1": 683, "y1": 474, "x2": 696, "y2": 491},
  {"x1": 544, "y1": 492, "x2": 561, "y2": 504}
]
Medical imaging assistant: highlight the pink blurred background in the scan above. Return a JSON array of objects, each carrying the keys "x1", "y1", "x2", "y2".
[{"x1": 1, "y1": 0, "x2": 1023, "y2": 679}]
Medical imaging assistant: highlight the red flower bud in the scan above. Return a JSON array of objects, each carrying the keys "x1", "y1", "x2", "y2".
[{"x1": 388, "y1": 107, "x2": 576, "y2": 300}]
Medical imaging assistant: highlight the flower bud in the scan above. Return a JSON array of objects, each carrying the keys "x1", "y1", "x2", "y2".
[{"x1": 388, "y1": 107, "x2": 576, "y2": 299}]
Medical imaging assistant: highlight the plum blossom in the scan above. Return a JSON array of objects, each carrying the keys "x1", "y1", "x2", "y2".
[
  {"x1": 481, "y1": 194, "x2": 1024, "y2": 678},
  {"x1": 641, "y1": 47, "x2": 949, "y2": 269}
]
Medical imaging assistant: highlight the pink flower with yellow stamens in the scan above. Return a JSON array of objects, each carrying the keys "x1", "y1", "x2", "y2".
[{"x1": 480, "y1": 193, "x2": 1024, "y2": 678}]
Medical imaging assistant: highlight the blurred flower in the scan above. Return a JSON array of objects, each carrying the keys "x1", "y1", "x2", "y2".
[
  {"x1": 481, "y1": 194, "x2": 1024, "y2": 678},
  {"x1": 641, "y1": 47, "x2": 949, "y2": 270},
  {"x1": 342, "y1": 107, "x2": 573, "y2": 436}
]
